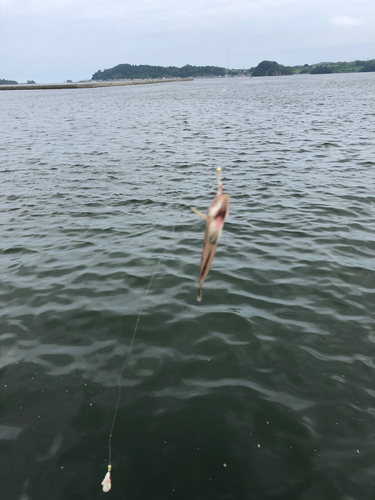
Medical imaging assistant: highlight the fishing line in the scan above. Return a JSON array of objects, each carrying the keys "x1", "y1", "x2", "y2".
[{"x1": 102, "y1": 221, "x2": 175, "y2": 493}]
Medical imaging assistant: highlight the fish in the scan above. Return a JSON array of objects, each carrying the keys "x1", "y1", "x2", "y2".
[{"x1": 191, "y1": 167, "x2": 230, "y2": 302}]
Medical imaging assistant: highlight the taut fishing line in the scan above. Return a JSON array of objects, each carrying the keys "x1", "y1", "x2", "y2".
[{"x1": 101, "y1": 220, "x2": 175, "y2": 492}]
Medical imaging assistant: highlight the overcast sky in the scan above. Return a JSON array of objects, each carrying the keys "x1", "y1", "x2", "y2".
[{"x1": 1, "y1": 0, "x2": 374, "y2": 82}]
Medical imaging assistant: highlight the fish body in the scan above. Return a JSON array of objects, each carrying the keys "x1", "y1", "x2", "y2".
[
  {"x1": 197, "y1": 192, "x2": 230, "y2": 301},
  {"x1": 192, "y1": 168, "x2": 230, "y2": 302}
]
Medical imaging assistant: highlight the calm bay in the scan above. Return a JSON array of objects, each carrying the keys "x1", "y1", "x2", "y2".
[{"x1": 1, "y1": 73, "x2": 375, "y2": 500}]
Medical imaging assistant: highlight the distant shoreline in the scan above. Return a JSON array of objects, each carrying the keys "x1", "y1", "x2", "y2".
[{"x1": 0, "y1": 77, "x2": 193, "y2": 91}]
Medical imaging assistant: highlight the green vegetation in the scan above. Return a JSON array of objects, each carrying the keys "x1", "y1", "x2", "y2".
[
  {"x1": 0, "y1": 78, "x2": 18, "y2": 85},
  {"x1": 27, "y1": 80, "x2": 36, "y2": 84},
  {"x1": 92, "y1": 58, "x2": 374, "y2": 81},
  {"x1": 311, "y1": 65, "x2": 334, "y2": 74},
  {"x1": 250, "y1": 60, "x2": 292, "y2": 76},
  {"x1": 92, "y1": 64, "x2": 245, "y2": 80},
  {"x1": 359, "y1": 60, "x2": 375, "y2": 72},
  {"x1": 291, "y1": 60, "x2": 375, "y2": 74},
  {"x1": 251, "y1": 59, "x2": 375, "y2": 76}
]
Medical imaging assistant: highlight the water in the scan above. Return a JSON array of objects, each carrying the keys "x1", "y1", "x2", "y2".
[{"x1": 1, "y1": 73, "x2": 375, "y2": 500}]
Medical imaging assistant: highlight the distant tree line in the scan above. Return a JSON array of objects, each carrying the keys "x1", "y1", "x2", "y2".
[
  {"x1": 290, "y1": 59, "x2": 375, "y2": 75},
  {"x1": 0, "y1": 78, "x2": 18, "y2": 85},
  {"x1": 3, "y1": 58, "x2": 375, "y2": 87},
  {"x1": 250, "y1": 59, "x2": 375, "y2": 76},
  {"x1": 91, "y1": 64, "x2": 242, "y2": 80},
  {"x1": 92, "y1": 58, "x2": 375, "y2": 81}
]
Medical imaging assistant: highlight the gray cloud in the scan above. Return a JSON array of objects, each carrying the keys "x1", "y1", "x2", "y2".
[{"x1": 1, "y1": 0, "x2": 374, "y2": 82}]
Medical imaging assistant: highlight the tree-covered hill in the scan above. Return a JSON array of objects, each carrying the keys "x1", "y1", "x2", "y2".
[
  {"x1": 250, "y1": 61, "x2": 293, "y2": 76},
  {"x1": 92, "y1": 64, "x2": 241, "y2": 80}
]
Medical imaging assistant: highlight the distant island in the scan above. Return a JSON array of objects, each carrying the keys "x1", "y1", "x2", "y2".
[
  {"x1": 92, "y1": 64, "x2": 238, "y2": 80},
  {"x1": 92, "y1": 59, "x2": 375, "y2": 80},
  {"x1": 0, "y1": 78, "x2": 18, "y2": 85},
  {"x1": 0, "y1": 78, "x2": 35, "y2": 85},
  {"x1": 2, "y1": 58, "x2": 374, "y2": 88}
]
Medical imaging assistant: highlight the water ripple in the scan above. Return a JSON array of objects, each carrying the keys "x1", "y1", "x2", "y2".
[{"x1": 1, "y1": 73, "x2": 375, "y2": 500}]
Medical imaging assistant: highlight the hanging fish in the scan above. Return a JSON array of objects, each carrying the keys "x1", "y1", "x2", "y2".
[{"x1": 191, "y1": 167, "x2": 230, "y2": 302}]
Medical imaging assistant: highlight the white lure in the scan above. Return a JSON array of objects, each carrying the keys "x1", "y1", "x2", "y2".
[{"x1": 102, "y1": 470, "x2": 112, "y2": 492}]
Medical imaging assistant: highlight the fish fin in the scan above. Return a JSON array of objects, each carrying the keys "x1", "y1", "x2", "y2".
[{"x1": 191, "y1": 207, "x2": 208, "y2": 221}]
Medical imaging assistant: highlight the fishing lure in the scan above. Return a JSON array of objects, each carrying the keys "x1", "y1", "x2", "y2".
[
  {"x1": 191, "y1": 167, "x2": 230, "y2": 301},
  {"x1": 101, "y1": 466, "x2": 111, "y2": 492},
  {"x1": 101, "y1": 218, "x2": 176, "y2": 492}
]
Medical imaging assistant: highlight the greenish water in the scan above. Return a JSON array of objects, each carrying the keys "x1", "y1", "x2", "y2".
[{"x1": 1, "y1": 73, "x2": 375, "y2": 500}]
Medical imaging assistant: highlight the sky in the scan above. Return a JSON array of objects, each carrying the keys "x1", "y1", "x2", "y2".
[{"x1": 0, "y1": 0, "x2": 374, "y2": 83}]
